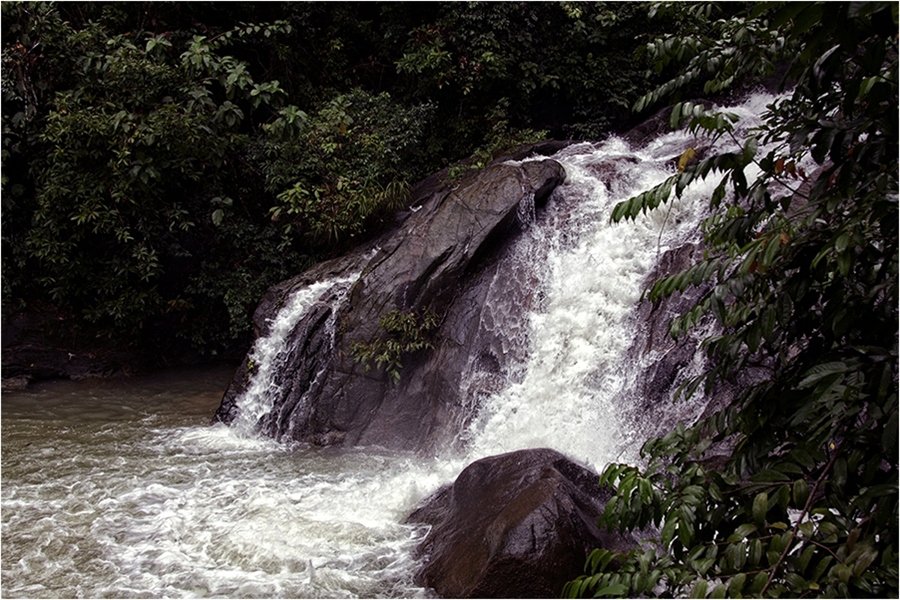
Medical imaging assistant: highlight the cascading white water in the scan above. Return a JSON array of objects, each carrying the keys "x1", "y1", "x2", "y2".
[
  {"x1": 2, "y1": 92, "x2": 785, "y2": 599},
  {"x1": 460, "y1": 138, "x2": 706, "y2": 469},
  {"x1": 461, "y1": 91, "x2": 787, "y2": 471},
  {"x1": 230, "y1": 273, "x2": 361, "y2": 437}
]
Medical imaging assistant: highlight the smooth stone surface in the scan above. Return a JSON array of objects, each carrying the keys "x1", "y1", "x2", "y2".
[
  {"x1": 407, "y1": 448, "x2": 635, "y2": 598},
  {"x1": 215, "y1": 150, "x2": 567, "y2": 452}
]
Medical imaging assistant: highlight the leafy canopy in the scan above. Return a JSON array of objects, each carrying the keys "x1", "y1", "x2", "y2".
[
  {"x1": 566, "y1": 2, "x2": 898, "y2": 598},
  {"x1": 2, "y1": 2, "x2": 679, "y2": 357},
  {"x1": 2, "y1": 3, "x2": 313, "y2": 350}
]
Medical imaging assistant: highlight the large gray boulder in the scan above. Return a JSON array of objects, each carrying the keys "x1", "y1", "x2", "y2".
[
  {"x1": 214, "y1": 147, "x2": 567, "y2": 452},
  {"x1": 407, "y1": 448, "x2": 634, "y2": 598}
]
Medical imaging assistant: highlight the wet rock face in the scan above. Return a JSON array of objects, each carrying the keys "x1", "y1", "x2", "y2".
[
  {"x1": 214, "y1": 150, "x2": 567, "y2": 452},
  {"x1": 407, "y1": 448, "x2": 634, "y2": 599},
  {"x1": 632, "y1": 243, "x2": 707, "y2": 410}
]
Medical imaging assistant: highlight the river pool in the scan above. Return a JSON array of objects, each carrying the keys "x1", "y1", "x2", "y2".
[{"x1": 1, "y1": 364, "x2": 449, "y2": 598}]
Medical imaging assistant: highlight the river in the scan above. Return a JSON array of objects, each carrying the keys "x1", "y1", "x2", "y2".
[{"x1": 2, "y1": 365, "x2": 454, "y2": 598}]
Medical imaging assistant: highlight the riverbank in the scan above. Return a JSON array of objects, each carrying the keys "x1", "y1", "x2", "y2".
[{"x1": 1, "y1": 304, "x2": 247, "y2": 391}]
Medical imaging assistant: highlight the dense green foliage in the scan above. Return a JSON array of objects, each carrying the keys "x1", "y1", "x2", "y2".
[
  {"x1": 566, "y1": 2, "x2": 898, "y2": 598},
  {"x1": 4, "y1": 2, "x2": 896, "y2": 595},
  {"x1": 2, "y1": 1, "x2": 671, "y2": 357},
  {"x1": 2, "y1": 3, "x2": 312, "y2": 351}
]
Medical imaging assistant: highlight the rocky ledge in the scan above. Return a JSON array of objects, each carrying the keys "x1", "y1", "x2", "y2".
[{"x1": 214, "y1": 142, "x2": 568, "y2": 452}]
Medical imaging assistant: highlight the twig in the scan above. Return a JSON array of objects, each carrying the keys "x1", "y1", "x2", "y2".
[
  {"x1": 725, "y1": 128, "x2": 809, "y2": 201},
  {"x1": 759, "y1": 448, "x2": 839, "y2": 595}
]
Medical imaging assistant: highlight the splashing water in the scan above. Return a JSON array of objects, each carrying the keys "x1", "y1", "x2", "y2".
[
  {"x1": 459, "y1": 92, "x2": 794, "y2": 471},
  {"x1": 2, "y1": 367, "x2": 451, "y2": 598}
]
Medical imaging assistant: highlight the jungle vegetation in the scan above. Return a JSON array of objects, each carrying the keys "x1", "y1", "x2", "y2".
[
  {"x1": 3, "y1": 3, "x2": 897, "y2": 597},
  {"x1": 565, "y1": 2, "x2": 898, "y2": 598},
  {"x1": 2, "y1": 1, "x2": 671, "y2": 354}
]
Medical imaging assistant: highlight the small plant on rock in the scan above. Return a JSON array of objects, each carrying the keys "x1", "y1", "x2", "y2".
[{"x1": 351, "y1": 307, "x2": 440, "y2": 383}]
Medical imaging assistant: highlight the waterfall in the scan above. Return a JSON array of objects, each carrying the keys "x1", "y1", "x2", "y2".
[
  {"x1": 458, "y1": 137, "x2": 706, "y2": 469},
  {"x1": 461, "y1": 91, "x2": 786, "y2": 471},
  {"x1": 229, "y1": 273, "x2": 361, "y2": 437},
  {"x1": 225, "y1": 92, "x2": 787, "y2": 470},
  {"x1": 3, "y1": 92, "x2": 793, "y2": 599}
]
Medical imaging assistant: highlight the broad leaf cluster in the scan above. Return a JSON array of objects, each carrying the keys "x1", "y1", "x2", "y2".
[
  {"x1": 2, "y1": 3, "x2": 310, "y2": 350},
  {"x1": 260, "y1": 89, "x2": 430, "y2": 247},
  {"x1": 350, "y1": 307, "x2": 440, "y2": 384},
  {"x1": 568, "y1": 2, "x2": 898, "y2": 598}
]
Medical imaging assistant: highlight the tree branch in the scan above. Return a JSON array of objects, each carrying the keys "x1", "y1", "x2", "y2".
[{"x1": 760, "y1": 448, "x2": 840, "y2": 595}]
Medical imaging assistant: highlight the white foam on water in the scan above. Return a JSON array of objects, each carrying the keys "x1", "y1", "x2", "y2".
[
  {"x1": 462, "y1": 91, "x2": 789, "y2": 471},
  {"x1": 3, "y1": 414, "x2": 449, "y2": 598}
]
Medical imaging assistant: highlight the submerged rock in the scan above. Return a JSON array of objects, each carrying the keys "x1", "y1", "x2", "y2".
[
  {"x1": 407, "y1": 448, "x2": 634, "y2": 598},
  {"x1": 214, "y1": 146, "x2": 567, "y2": 452}
]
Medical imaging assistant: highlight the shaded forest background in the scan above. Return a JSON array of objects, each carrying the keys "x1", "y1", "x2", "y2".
[{"x1": 3, "y1": 1, "x2": 712, "y2": 360}]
